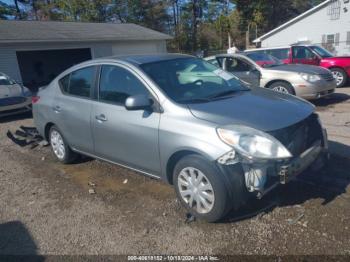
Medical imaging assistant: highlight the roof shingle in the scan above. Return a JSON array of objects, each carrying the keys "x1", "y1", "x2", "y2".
[{"x1": 0, "y1": 20, "x2": 172, "y2": 43}]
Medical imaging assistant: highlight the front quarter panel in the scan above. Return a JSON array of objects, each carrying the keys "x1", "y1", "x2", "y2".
[{"x1": 159, "y1": 101, "x2": 231, "y2": 182}]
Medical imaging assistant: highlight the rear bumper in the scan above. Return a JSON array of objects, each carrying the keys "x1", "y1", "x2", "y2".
[
  {"x1": 0, "y1": 97, "x2": 32, "y2": 117},
  {"x1": 293, "y1": 80, "x2": 336, "y2": 100}
]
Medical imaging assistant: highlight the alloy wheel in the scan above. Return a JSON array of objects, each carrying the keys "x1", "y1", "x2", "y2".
[
  {"x1": 332, "y1": 71, "x2": 344, "y2": 86},
  {"x1": 272, "y1": 86, "x2": 289, "y2": 94},
  {"x1": 50, "y1": 130, "x2": 65, "y2": 160},
  {"x1": 177, "y1": 167, "x2": 215, "y2": 214}
]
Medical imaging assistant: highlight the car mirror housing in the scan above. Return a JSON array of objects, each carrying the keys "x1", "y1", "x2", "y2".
[{"x1": 125, "y1": 94, "x2": 153, "y2": 111}]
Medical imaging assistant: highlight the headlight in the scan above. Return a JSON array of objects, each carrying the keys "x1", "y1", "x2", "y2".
[
  {"x1": 299, "y1": 73, "x2": 321, "y2": 82},
  {"x1": 217, "y1": 125, "x2": 292, "y2": 160}
]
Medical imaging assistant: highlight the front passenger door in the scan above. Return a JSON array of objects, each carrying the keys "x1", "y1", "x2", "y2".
[
  {"x1": 223, "y1": 57, "x2": 260, "y2": 87},
  {"x1": 92, "y1": 64, "x2": 161, "y2": 175}
]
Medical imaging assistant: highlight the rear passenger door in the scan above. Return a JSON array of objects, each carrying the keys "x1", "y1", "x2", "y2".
[
  {"x1": 92, "y1": 64, "x2": 161, "y2": 175},
  {"x1": 54, "y1": 66, "x2": 97, "y2": 153}
]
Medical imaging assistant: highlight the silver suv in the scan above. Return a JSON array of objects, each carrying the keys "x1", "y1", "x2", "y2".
[{"x1": 33, "y1": 54, "x2": 328, "y2": 222}]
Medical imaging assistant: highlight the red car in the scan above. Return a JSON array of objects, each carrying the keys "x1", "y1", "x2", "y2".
[{"x1": 245, "y1": 45, "x2": 350, "y2": 87}]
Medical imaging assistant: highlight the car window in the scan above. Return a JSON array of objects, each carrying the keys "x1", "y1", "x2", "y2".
[
  {"x1": 140, "y1": 58, "x2": 248, "y2": 104},
  {"x1": 99, "y1": 65, "x2": 149, "y2": 104},
  {"x1": 206, "y1": 59, "x2": 220, "y2": 67},
  {"x1": 68, "y1": 66, "x2": 95, "y2": 98},
  {"x1": 292, "y1": 47, "x2": 315, "y2": 59},
  {"x1": 59, "y1": 74, "x2": 70, "y2": 93},
  {"x1": 225, "y1": 57, "x2": 252, "y2": 72},
  {"x1": 267, "y1": 48, "x2": 289, "y2": 60}
]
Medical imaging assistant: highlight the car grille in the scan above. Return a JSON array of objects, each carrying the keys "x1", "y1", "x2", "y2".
[
  {"x1": 319, "y1": 72, "x2": 334, "y2": 82},
  {"x1": 0, "y1": 97, "x2": 26, "y2": 106},
  {"x1": 268, "y1": 113, "x2": 323, "y2": 157}
]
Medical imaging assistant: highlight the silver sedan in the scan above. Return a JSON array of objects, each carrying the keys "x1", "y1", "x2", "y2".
[{"x1": 205, "y1": 53, "x2": 336, "y2": 100}]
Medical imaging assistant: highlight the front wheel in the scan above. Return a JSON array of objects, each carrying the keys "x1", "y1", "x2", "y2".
[
  {"x1": 268, "y1": 81, "x2": 295, "y2": 95},
  {"x1": 173, "y1": 155, "x2": 232, "y2": 222},
  {"x1": 330, "y1": 68, "x2": 347, "y2": 87}
]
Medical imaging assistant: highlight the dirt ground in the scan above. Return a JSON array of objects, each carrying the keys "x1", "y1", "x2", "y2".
[{"x1": 1, "y1": 88, "x2": 350, "y2": 257}]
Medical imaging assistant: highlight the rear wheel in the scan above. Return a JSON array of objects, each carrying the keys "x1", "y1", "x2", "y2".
[
  {"x1": 173, "y1": 155, "x2": 232, "y2": 222},
  {"x1": 49, "y1": 125, "x2": 78, "y2": 164},
  {"x1": 330, "y1": 68, "x2": 347, "y2": 87},
  {"x1": 268, "y1": 81, "x2": 295, "y2": 95}
]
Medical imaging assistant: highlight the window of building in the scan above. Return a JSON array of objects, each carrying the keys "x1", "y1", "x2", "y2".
[
  {"x1": 327, "y1": 34, "x2": 335, "y2": 44},
  {"x1": 99, "y1": 65, "x2": 149, "y2": 104},
  {"x1": 347, "y1": 31, "x2": 350, "y2": 45},
  {"x1": 335, "y1": 33, "x2": 340, "y2": 46}
]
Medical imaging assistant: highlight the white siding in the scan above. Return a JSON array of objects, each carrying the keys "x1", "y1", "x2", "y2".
[
  {"x1": 0, "y1": 40, "x2": 167, "y2": 84},
  {"x1": 260, "y1": 2, "x2": 350, "y2": 56}
]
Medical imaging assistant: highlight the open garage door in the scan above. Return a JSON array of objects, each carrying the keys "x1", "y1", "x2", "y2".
[{"x1": 16, "y1": 48, "x2": 91, "y2": 91}]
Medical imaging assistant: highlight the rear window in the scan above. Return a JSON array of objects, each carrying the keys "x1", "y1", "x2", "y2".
[{"x1": 58, "y1": 66, "x2": 96, "y2": 98}]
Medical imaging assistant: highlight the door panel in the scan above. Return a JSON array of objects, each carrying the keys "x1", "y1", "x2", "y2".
[
  {"x1": 92, "y1": 64, "x2": 160, "y2": 175},
  {"x1": 292, "y1": 46, "x2": 320, "y2": 65},
  {"x1": 223, "y1": 57, "x2": 260, "y2": 87},
  {"x1": 52, "y1": 66, "x2": 96, "y2": 153},
  {"x1": 92, "y1": 102, "x2": 160, "y2": 174}
]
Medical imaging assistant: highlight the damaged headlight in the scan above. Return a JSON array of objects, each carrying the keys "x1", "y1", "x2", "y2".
[{"x1": 217, "y1": 125, "x2": 292, "y2": 160}]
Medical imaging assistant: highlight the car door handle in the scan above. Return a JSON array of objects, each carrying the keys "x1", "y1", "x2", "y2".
[
  {"x1": 95, "y1": 114, "x2": 107, "y2": 122},
  {"x1": 53, "y1": 105, "x2": 61, "y2": 113}
]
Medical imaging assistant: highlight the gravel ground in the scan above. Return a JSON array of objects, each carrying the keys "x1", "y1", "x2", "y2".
[{"x1": 0, "y1": 88, "x2": 350, "y2": 256}]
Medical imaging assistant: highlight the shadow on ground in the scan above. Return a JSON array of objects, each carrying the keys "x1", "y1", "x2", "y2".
[
  {"x1": 313, "y1": 92, "x2": 350, "y2": 108},
  {"x1": 0, "y1": 111, "x2": 32, "y2": 124},
  {"x1": 0, "y1": 221, "x2": 44, "y2": 261},
  {"x1": 223, "y1": 140, "x2": 350, "y2": 223}
]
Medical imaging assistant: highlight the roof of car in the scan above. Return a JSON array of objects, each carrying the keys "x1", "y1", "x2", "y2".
[{"x1": 110, "y1": 53, "x2": 194, "y2": 65}]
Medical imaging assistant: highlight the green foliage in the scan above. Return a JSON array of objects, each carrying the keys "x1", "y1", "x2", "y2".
[{"x1": 4, "y1": 0, "x2": 324, "y2": 53}]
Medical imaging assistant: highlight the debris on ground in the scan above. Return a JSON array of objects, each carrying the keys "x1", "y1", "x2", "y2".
[
  {"x1": 41, "y1": 157, "x2": 45, "y2": 161},
  {"x1": 7, "y1": 126, "x2": 45, "y2": 149},
  {"x1": 88, "y1": 181, "x2": 96, "y2": 187},
  {"x1": 287, "y1": 213, "x2": 304, "y2": 225},
  {"x1": 185, "y1": 213, "x2": 196, "y2": 223},
  {"x1": 123, "y1": 179, "x2": 128, "y2": 184},
  {"x1": 88, "y1": 188, "x2": 96, "y2": 194}
]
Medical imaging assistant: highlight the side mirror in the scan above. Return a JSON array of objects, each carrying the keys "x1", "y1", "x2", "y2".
[{"x1": 125, "y1": 94, "x2": 153, "y2": 111}]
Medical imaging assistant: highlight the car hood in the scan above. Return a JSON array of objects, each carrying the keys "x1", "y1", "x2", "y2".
[
  {"x1": 266, "y1": 64, "x2": 330, "y2": 74},
  {"x1": 187, "y1": 88, "x2": 314, "y2": 132}
]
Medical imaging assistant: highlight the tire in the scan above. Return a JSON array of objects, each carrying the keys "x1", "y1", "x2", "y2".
[
  {"x1": 268, "y1": 81, "x2": 295, "y2": 95},
  {"x1": 173, "y1": 154, "x2": 235, "y2": 222},
  {"x1": 330, "y1": 68, "x2": 347, "y2": 88},
  {"x1": 49, "y1": 125, "x2": 78, "y2": 164}
]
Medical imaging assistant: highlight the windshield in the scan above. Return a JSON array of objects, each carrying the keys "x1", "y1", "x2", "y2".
[
  {"x1": 309, "y1": 46, "x2": 333, "y2": 58},
  {"x1": 245, "y1": 52, "x2": 283, "y2": 67},
  {"x1": 140, "y1": 58, "x2": 249, "y2": 103}
]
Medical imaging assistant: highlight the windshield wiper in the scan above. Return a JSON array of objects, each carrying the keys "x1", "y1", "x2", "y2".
[
  {"x1": 177, "y1": 97, "x2": 211, "y2": 104},
  {"x1": 208, "y1": 89, "x2": 242, "y2": 100}
]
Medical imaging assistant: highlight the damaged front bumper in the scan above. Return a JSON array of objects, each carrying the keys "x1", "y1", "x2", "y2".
[{"x1": 218, "y1": 128, "x2": 329, "y2": 199}]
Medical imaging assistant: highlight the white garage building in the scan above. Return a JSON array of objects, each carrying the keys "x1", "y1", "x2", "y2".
[
  {"x1": 253, "y1": 0, "x2": 350, "y2": 56},
  {"x1": 0, "y1": 20, "x2": 171, "y2": 90}
]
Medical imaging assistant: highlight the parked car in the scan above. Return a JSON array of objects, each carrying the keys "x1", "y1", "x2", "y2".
[
  {"x1": 33, "y1": 54, "x2": 328, "y2": 222},
  {"x1": 245, "y1": 45, "x2": 350, "y2": 87},
  {"x1": 205, "y1": 53, "x2": 336, "y2": 100},
  {"x1": 0, "y1": 72, "x2": 32, "y2": 117}
]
